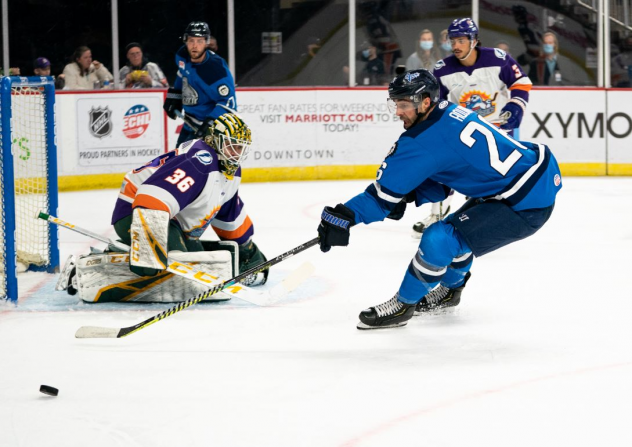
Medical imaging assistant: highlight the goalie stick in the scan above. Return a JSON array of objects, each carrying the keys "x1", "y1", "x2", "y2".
[
  {"x1": 38, "y1": 212, "x2": 313, "y2": 307},
  {"x1": 74, "y1": 237, "x2": 319, "y2": 338}
]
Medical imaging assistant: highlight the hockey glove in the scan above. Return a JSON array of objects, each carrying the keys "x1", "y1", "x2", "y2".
[
  {"x1": 239, "y1": 241, "x2": 269, "y2": 286},
  {"x1": 318, "y1": 204, "x2": 356, "y2": 253},
  {"x1": 386, "y1": 191, "x2": 416, "y2": 221},
  {"x1": 193, "y1": 117, "x2": 214, "y2": 139},
  {"x1": 163, "y1": 88, "x2": 183, "y2": 120},
  {"x1": 499, "y1": 99, "x2": 526, "y2": 130}
]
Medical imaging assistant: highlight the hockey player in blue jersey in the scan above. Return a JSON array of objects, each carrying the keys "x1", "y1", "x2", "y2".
[
  {"x1": 163, "y1": 21, "x2": 237, "y2": 147},
  {"x1": 317, "y1": 69, "x2": 562, "y2": 330}
]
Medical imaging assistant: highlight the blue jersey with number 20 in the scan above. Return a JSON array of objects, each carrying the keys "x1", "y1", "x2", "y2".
[{"x1": 346, "y1": 101, "x2": 562, "y2": 225}]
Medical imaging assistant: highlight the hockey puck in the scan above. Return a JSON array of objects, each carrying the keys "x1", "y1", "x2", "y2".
[{"x1": 39, "y1": 385, "x2": 58, "y2": 396}]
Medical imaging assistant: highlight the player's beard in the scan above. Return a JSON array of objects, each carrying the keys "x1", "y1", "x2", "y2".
[{"x1": 189, "y1": 49, "x2": 204, "y2": 61}]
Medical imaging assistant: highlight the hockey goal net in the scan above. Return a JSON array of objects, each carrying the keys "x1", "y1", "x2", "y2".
[{"x1": 0, "y1": 76, "x2": 59, "y2": 302}]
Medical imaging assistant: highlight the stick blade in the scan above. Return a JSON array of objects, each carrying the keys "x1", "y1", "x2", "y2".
[
  {"x1": 75, "y1": 326, "x2": 121, "y2": 339},
  {"x1": 264, "y1": 261, "x2": 316, "y2": 305}
]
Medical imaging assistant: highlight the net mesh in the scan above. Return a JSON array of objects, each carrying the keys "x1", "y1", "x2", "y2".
[
  {"x1": 12, "y1": 86, "x2": 51, "y2": 267},
  {"x1": 0, "y1": 83, "x2": 52, "y2": 298}
]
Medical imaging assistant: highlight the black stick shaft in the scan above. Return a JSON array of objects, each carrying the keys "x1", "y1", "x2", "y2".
[{"x1": 116, "y1": 237, "x2": 319, "y2": 337}]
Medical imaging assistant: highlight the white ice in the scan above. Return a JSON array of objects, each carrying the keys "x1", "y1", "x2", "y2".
[{"x1": 1, "y1": 177, "x2": 632, "y2": 447}]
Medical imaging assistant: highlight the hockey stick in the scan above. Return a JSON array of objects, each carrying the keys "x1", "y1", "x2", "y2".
[
  {"x1": 74, "y1": 237, "x2": 319, "y2": 338},
  {"x1": 175, "y1": 109, "x2": 201, "y2": 132},
  {"x1": 38, "y1": 212, "x2": 312, "y2": 306}
]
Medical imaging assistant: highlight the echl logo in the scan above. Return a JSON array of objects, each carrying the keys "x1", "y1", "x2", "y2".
[
  {"x1": 123, "y1": 104, "x2": 151, "y2": 139},
  {"x1": 89, "y1": 107, "x2": 112, "y2": 139}
]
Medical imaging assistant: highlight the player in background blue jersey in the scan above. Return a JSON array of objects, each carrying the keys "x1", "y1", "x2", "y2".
[
  {"x1": 163, "y1": 21, "x2": 237, "y2": 147},
  {"x1": 317, "y1": 69, "x2": 561, "y2": 330}
]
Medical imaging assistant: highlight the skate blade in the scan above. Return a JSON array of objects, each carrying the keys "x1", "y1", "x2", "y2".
[{"x1": 356, "y1": 321, "x2": 409, "y2": 330}]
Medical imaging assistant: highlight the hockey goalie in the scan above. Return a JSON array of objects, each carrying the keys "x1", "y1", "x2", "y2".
[{"x1": 56, "y1": 112, "x2": 269, "y2": 303}]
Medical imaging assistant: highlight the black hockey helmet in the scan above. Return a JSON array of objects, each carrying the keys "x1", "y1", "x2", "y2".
[
  {"x1": 183, "y1": 21, "x2": 211, "y2": 43},
  {"x1": 388, "y1": 69, "x2": 440, "y2": 105}
]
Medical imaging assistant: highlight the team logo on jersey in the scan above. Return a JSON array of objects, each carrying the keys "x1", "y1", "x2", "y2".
[
  {"x1": 88, "y1": 107, "x2": 112, "y2": 139},
  {"x1": 386, "y1": 142, "x2": 398, "y2": 158},
  {"x1": 404, "y1": 72, "x2": 420, "y2": 83},
  {"x1": 459, "y1": 90, "x2": 497, "y2": 117},
  {"x1": 494, "y1": 48, "x2": 507, "y2": 60},
  {"x1": 434, "y1": 60, "x2": 446, "y2": 70},
  {"x1": 218, "y1": 84, "x2": 230, "y2": 96},
  {"x1": 438, "y1": 100, "x2": 448, "y2": 109},
  {"x1": 182, "y1": 77, "x2": 199, "y2": 106},
  {"x1": 179, "y1": 61, "x2": 185, "y2": 69},
  {"x1": 193, "y1": 149, "x2": 214, "y2": 165},
  {"x1": 554, "y1": 174, "x2": 561, "y2": 186},
  {"x1": 122, "y1": 105, "x2": 151, "y2": 139},
  {"x1": 458, "y1": 213, "x2": 469, "y2": 222}
]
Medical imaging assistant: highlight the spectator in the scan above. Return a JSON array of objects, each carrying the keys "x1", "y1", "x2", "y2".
[
  {"x1": 495, "y1": 40, "x2": 511, "y2": 56},
  {"x1": 611, "y1": 36, "x2": 632, "y2": 88},
  {"x1": 405, "y1": 29, "x2": 441, "y2": 71},
  {"x1": 528, "y1": 32, "x2": 562, "y2": 86},
  {"x1": 358, "y1": 44, "x2": 386, "y2": 85},
  {"x1": 439, "y1": 29, "x2": 452, "y2": 58},
  {"x1": 33, "y1": 56, "x2": 65, "y2": 89},
  {"x1": 63, "y1": 46, "x2": 113, "y2": 90},
  {"x1": 1, "y1": 67, "x2": 20, "y2": 76},
  {"x1": 208, "y1": 36, "x2": 218, "y2": 53},
  {"x1": 119, "y1": 42, "x2": 168, "y2": 89}
]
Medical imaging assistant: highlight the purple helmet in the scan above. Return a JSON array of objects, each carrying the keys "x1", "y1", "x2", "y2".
[{"x1": 447, "y1": 18, "x2": 479, "y2": 40}]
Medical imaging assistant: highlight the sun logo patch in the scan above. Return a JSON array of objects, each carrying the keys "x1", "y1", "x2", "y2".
[{"x1": 459, "y1": 90, "x2": 496, "y2": 117}]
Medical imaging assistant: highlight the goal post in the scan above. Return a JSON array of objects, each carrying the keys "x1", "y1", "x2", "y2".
[{"x1": 0, "y1": 76, "x2": 59, "y2": 303}]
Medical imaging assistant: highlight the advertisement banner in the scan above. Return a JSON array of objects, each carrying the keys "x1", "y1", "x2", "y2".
[
  {"x1": 237, "y1": 88, "x2": 403, "y2": 169},
  {"x1": 76, "y1": 93, "x2": 165, "y2": 167},
  {"x1": 606, "y1": 90, "x2": 632, "y2": 168}
]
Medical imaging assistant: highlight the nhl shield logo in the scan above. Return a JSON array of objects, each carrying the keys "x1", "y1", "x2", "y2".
[{"x1": 89, "y1": 107, "x2": 113, "y2": 138}]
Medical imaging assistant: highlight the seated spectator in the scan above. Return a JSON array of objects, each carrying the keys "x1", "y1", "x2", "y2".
[
  {"x1": 358, "y1": 44, "x2": 386, "y2": 85},
  {"x1": 611, "y1": 36, "x2": 632, "y2": 88},
  {"x1": 439, "y1": 29, "x2": 452, "y2": 58},
  {"x1": 528, "y1": 32, "x2": 562, "y2": 85},
  {"x1": 33, "y1": 56, "x2": 65, "y2": 89},
  {"x1": 119, "y1": 42, "x2": 168, "y2": 89},
  {"x1": 63, "y1": 46, "x2": 113, "y2": 90},
  {"x1": 406, "y1": 29, "x2": 441, "y2": 71}
]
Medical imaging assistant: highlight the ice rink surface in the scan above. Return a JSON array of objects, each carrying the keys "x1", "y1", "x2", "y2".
[{"x1": 1, "y1": 177, "x2": 631, "y2": 447}]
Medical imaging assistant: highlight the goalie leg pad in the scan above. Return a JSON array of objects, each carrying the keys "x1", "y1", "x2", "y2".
[{"x1": 74, "y1": 250, "x2": 234, "y2": 303}]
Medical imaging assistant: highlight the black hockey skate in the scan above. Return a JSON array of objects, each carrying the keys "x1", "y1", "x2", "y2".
[
  {"x1": 414, "y1": 272, "x2": 471, "y2": 315},
  {"x1": 357, "y1": 293, "x2": 416, "y2": 330}
]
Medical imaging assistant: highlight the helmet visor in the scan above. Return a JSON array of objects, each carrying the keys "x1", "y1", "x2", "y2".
[{"x1": 387, "y1": 98, "x2": 417, "y2": 113}]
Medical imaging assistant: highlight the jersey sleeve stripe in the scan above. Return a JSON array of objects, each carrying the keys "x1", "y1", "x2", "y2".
[
  {"x1": 212, "y1": 215, "x2": 253, "y2": 240},
  {"x1": 509, "y1": 84, "x2": 532, "y2": 92},
  {"x1": 372, "y1": 181, "x2": 403, "y2": 204},
  {"x1": 132, "y1": 194, "x2": 171, "y2": 213}
]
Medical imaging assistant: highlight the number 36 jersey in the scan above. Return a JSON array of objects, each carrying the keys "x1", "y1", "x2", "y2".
[
  {"x1": 111, "y1": 139, "x2": 254, "y2": 245},
  {"x1": 346, "y1": 101, "x2": 562, "y2": 225}
]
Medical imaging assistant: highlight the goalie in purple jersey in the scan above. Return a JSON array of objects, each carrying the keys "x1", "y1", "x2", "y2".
[
  {"x1": 56, "y1": 113, "x2": 269, "y2": 303},
  {"x1": 317, "y1": 69, "x2": 561, "y2": 330},
  {"x1": 412, "y1": 17, "x2": 533, "y2": 238}
]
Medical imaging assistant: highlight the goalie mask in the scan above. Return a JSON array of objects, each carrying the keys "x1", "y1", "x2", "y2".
[{"x1": 204, "y1": 113, "x2": 253, "y2": 175}]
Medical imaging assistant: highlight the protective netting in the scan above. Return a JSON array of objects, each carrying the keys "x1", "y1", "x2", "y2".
[
  {"x1": 0, "y1": 83, "x2": 52, "y2": 299},
  {"x1": 12, "y1": 86, "x2": 51, "y2": 267}
]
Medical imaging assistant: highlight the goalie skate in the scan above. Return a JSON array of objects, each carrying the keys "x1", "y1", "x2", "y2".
[
  {"x1": 55, "y1": 255, "x2": 78, "y2": 296},
  {"x1": 357, "y1": 293, "x2": 415, "y2": 330},
  {"x1": 414, "y1": 272, "x2": 471, "y2": 315}
]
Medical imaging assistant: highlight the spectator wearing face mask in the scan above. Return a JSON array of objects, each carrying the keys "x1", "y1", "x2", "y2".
[
  {"x1": 358, "y1": 43, "x2": 386, "y2": 85},
  {"x1": 528, "y1": 32, "x2": 562, "y2": 85},
  {"x1": 439, "y1": 29, "x2": 452, "y2": 58},
  {"x1": 611, "y1": 36, "x2": 632, "y2": 87},
  {"x1": 406, "y1": 29, "x2": 442, "y2": 71}
]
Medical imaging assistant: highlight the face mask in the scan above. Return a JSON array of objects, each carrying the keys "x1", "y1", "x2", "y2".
[
  {"x1": 543, "y1": 44, "x2": 555, "y2": 54},
  {"x1": 362, "y1": 49, "x2": 370, "y2": 58},
  {"x1": 441, "y1": 41, "x2": 452, "y2": 52},
  {"x1": 420, "y1": 41, "x2": 434, "y2": 51}
]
